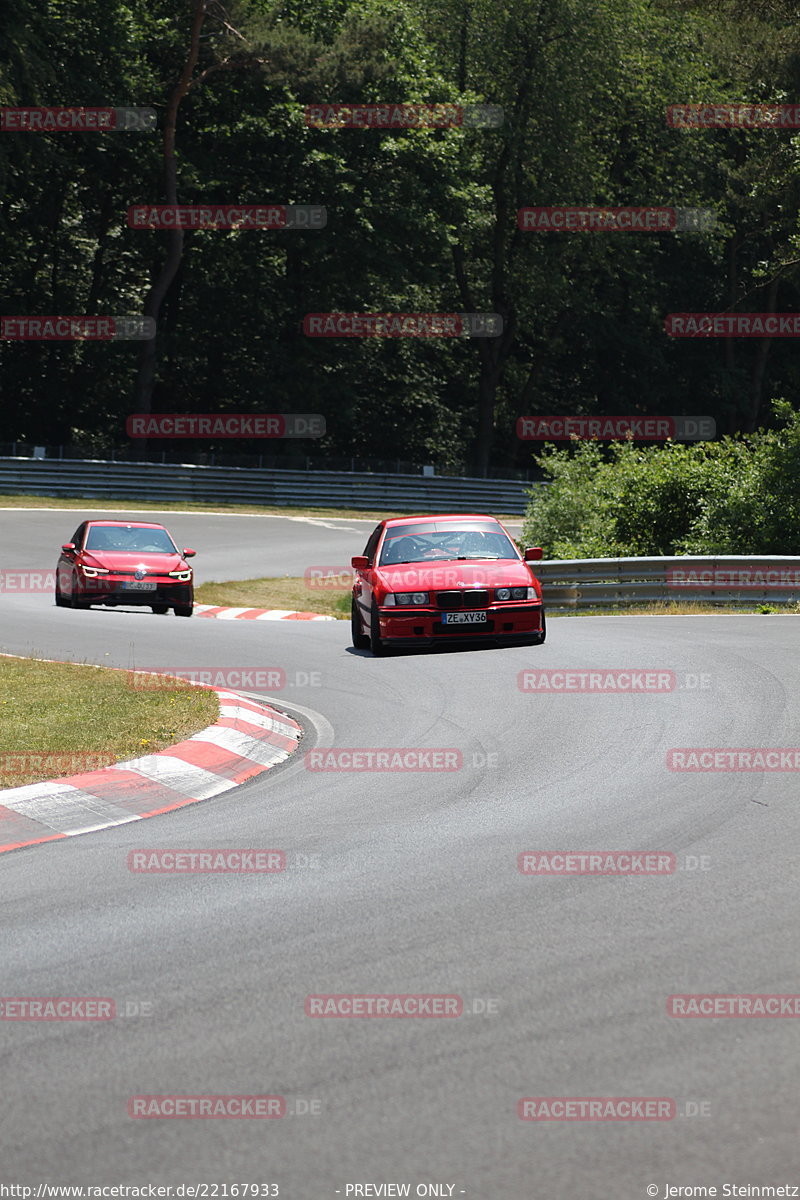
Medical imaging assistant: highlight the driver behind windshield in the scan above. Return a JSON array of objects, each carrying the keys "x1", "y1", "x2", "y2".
[{"x1": 379, "y1": 528, "x2": 515, "y2": 565}]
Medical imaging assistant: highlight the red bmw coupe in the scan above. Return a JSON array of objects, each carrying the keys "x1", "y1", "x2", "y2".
[
  {"x1": 55, "y1": 520, "x2": 195, "y2": 616},
  {"x1": 351, "y1": 514, "x2": 545, "y2": 655}
]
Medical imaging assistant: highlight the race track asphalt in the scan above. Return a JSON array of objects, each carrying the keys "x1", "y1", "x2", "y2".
[{"x1": 1, "y1": 508, "x2": 798, "y2": 1198}]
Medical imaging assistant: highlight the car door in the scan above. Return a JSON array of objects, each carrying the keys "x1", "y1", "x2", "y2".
[
  {"x1": 354, "y1": 524, "x2": 383, "y2": 628},
  {"x1": 59, "y1": 522, "x2": 86, "y2": 596}
]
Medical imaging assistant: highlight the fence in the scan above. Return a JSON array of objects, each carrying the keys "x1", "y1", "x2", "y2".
[
  {"x1": 536, "y1": 556, "x2": 800, "y2": 610},
  {"x1": 0, "y1": 457, "x2": 536, "y2": 514}
]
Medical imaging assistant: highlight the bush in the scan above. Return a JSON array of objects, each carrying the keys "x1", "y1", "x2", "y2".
[{"x1": 521, "y1": 401, "x2": 800, "y2": 558}]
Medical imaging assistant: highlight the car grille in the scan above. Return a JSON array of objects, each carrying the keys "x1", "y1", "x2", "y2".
[{"x1": 435, "y1": 589, "x2": 490, "y2": 610}]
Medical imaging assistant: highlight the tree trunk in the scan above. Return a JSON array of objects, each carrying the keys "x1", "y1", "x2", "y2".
[
  {"x1": 474, "y1": 355, "x2": 503, "y2": 477},
  {"x1": 131, "y1": 0, "x2": 207, "y2": 421},
  {"x1": 746, "y1": 274, "x2": 779, "y2": 432}
]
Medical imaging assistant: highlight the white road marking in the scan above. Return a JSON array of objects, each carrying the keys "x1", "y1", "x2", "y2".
[
  {"x1": 189, "y1": 726, "x2": 291, "y2": 767},
  {"x1": 217, "y1": 701, "x2": 300, "y2": 739},
  {"x1": 0, "y1": 782, "x2": 138, "y2": 834},
  {"x1": 111, "y1": 755, "x2": 234, "y2": 799}
]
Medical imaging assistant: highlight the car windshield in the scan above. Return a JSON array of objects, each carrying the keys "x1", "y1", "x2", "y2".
[
  {"x1": 379, "y1": 525, "x2": 518, "y2": 565},
  {"x1": 84, "y1": 526, "x2": 178, "y2": 554}
]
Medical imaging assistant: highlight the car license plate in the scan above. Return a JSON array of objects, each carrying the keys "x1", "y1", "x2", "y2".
[
  {"x1": 123, "y1": 580, "x2": 156, "y2": 592},
  {"x1": 442, "y1": 610, "x2": 487, "y2": 625}
]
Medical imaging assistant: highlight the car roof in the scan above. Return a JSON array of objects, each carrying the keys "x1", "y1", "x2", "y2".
[
  {"x1": 382, "y1": 513, "x2": 501, "y2": 527},
  {"x1": 85, "y1": 520, "x2": 168, "y2": 529}
]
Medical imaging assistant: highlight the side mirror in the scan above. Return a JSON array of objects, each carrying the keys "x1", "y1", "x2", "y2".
[
  {"x1": 183, "y1": 548, "x2": 196, "y2": 558},
  {"x1": 61, "y1": 543, "x2": 76, "y2": 553},
  {"x1": 524, "y1": 546, "x2": 543, "y2": 561},
  {"x1": 351, "y1": 555, "x2": 370, "y2": 570}
]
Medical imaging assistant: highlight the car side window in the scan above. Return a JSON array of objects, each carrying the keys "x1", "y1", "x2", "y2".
[
  {"x1": 70, "y1": 524, "x2": 85, "y2": 548},
  {"x1": 363, "y1": 525, "x2": 382, "y2": 563}
]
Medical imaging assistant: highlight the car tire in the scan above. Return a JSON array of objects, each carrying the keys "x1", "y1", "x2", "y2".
[
  {"x1": 531, "y1": 611, "x2": 546, "y2": 644},
  {"x1": 174, "y1": 605, "x2": 193, "y2": 617},
  {"x1": 151, "y1": 605, "x2": 169, "y2": 615},
  {"x1": 369, "y1": 602, "x2": 386, "y2": 657},
  {"x1": 55, "y1": 580, "x2": 68, "y2": 607},
  {"x1": 351, "y1": 599, "x2": 370, "y2": 649},
  {"x1": 69, "y1": 572, "x2": 88, "y2": 609}
]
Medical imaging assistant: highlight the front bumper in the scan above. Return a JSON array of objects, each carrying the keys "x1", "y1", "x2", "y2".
[
  {"x1": 377, "y1": 603, "x2": 543, "y2": 642},
  {"x1": 79, "y1": 579, "x2": 193, "y2": 607}
]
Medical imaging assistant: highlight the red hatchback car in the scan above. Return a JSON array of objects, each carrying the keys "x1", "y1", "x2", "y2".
[
  {"x1": 351, "y1": 514, "x2": 545, "y2": 655},
  {"x1": 55, "y1": 520, "x2": 196, "y2": 616}
]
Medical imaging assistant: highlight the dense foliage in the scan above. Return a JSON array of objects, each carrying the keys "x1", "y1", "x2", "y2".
[
  {"x1": 521, "y1": 401, "x2": 800, "y2": 557},
  {"x1": 1, "y1": 0, "x2": 799, "y2": 475}
]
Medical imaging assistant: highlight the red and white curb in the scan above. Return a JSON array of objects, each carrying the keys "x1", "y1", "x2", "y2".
[
  {"x1": 0, "y1": 690, "x2": 302, "y2": 855},
  {"x1": 195, "y1": 605, "x2": 334, "y2": 621}
]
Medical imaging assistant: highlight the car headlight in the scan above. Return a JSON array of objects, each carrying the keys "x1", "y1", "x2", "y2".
[
  {"x1": 496, "y1": 586, "x2": 535, "y2": 600},
  {"x1": 81, "y1": 566, "x2": 109, "y2": 577},
  {"x1": 386, "y1": 592, "x2": 429, "y2": 606},
  {"x1": 168, "y1": 569, "x2": 192, "y2": 581}
]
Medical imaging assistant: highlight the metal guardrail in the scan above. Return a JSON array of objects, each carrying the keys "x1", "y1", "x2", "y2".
[
  {"x1": 0, "y1": 457, "x2": 535, "y2": 514},
  {"x1": 536, "y1": 556, "x2": 800, "y2": 610}
]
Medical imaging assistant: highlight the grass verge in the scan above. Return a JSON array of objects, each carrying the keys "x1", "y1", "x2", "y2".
[
  {"x1": 0, "y1": 655, "x2": 220, "y2": 789},
  {"x1": 196, "y1": 576, "x2": 350, "y2": 618},
  {"x1": 0, "y1": 493, "x2": 523, "y2": 523},
  {"x1": 549, "y1": 600, "x2": 800, "y2": 616}
]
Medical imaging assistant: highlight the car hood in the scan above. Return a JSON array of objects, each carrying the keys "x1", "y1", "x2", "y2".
[
  {"x1": 376, "y1": 558, "x2": 535, "y2": 590},
  {"x1": 81, "y1": 551, "x2": 188, "y2": 573}
]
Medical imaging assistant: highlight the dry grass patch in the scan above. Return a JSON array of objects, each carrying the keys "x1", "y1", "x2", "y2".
[{"x1": 196, "y1": 576, "x2": 350, "y2": 618}]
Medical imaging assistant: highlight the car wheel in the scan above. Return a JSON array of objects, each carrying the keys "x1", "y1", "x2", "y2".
[
  {"x1": 174, "y1": 605, "x2": 193, "y2": 617},
  {"x1": 69, "y1": 572, "x2": 88, "y2": 609},
  {"x1": 55, "y1": 579, "x2": 68, "y2": 607},
  {"x1": 369, "y1": 602, "x2": 386, "y2": 656},
  {"x1": 531, "y1": 611, "x2": 546, "y2": 644},
  {"x1": 151, "y1": 605, "x2": 169, "y2": 615},
  {"x1": 351, "y1": 599, "x2": 370, "y2": 649}
]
